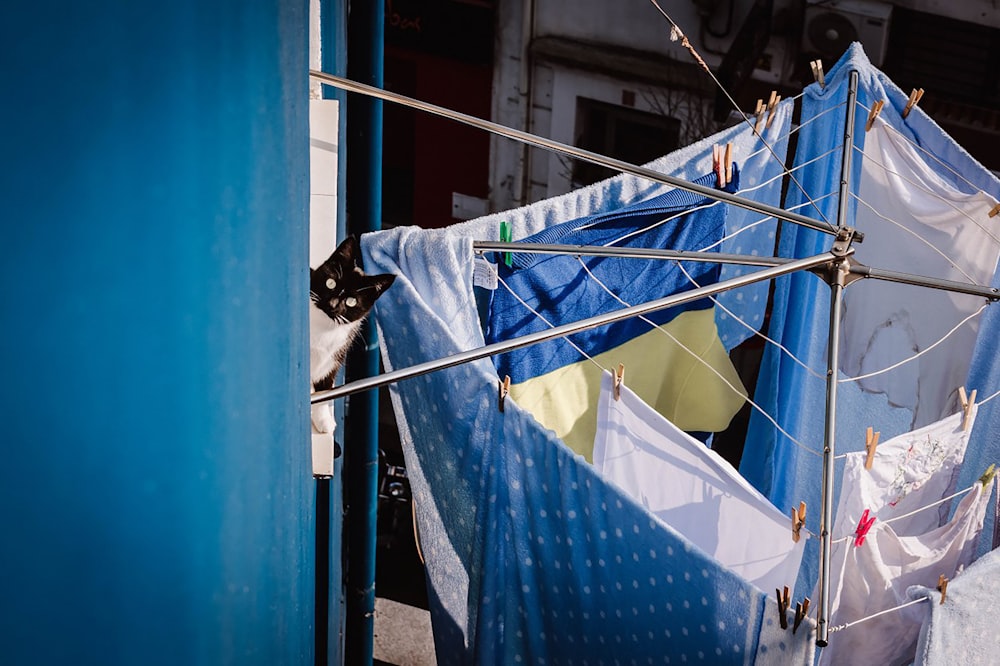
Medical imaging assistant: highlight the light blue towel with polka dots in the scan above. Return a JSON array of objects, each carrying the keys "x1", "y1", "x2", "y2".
[{"x1": 362, "y1": 226, "x2": 815, "y2": 665}]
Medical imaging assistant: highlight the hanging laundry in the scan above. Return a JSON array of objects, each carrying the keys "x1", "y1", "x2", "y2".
[
  {"x1": 833, "y1": 405, "x2": 978, "y2": 539},
  {"x1": 362, "y1": 227, "x2": 816, "y2": 665},
  {"x1": 819, "y1": 477, "x2": 994, "y2": 666},
  {"x1": 841, "y1": 125, "x2": 1000, "y2": 427},
  {"x1": 909, "y1": 542, "x2": 1000, "y2": 664},
  {"x1": 487, "y1": 170, "x2": 746, "y2": 456},
  {"x1": 593, "y1": 371, "x2": 806, "y2": 594}
]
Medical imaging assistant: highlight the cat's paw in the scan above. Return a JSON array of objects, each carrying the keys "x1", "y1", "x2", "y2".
[{"x1": 311, "y1": 403, "x2": 337, "y2": 434}]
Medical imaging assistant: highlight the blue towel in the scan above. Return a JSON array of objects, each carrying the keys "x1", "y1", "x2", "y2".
[{"x1": 362, "y1": 226, "x2": 814, "y2": 664}]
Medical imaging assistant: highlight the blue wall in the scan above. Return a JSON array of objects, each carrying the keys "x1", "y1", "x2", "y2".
[{"x1": 0, "y1": 3, "x2": 313, "y2": 664}]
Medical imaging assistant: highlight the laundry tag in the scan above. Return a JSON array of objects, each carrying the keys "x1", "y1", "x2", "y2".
[{"x1": 473, "y1": 256, "x2": 498, "y2": 290}]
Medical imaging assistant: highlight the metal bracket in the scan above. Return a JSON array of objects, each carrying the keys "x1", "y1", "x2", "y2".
[{"x1": 810, "y1": 227, "x2": 863, "y2": 286}]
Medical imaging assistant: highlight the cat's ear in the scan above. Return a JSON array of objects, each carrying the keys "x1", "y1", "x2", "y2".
[
  {"x1": 369, "y1": 273, "x2": 396, "y2": 295},
  {"x1": 332, "y1": 235, "x2": 358, "y2": 264}
]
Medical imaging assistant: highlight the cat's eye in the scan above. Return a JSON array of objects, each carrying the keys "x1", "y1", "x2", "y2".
[
  {"x1": 326, "y1": 278, "x2": 336, "y2": 289},
  {"x1": 345, "y1": 297, "x2": 358, "y2": 307}
]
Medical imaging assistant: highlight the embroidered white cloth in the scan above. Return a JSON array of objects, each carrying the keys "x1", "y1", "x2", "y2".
[
  {"x1": 819, "y1": 478, "x2": 994, "y2": 666},
  {"x1": 833, "y1": 405, "x2": 978, "y2": 540},
  {"x1": 593, "y1": 371, "x2": 807, "y2": 594}
]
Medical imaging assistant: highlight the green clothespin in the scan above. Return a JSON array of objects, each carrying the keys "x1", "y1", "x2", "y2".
[
  {"x1": 499, "y1": 220, "x2": 512, "y2": 268},
  {"x1": 979, "y1": 463, "x2": 997, "y2": 487}
]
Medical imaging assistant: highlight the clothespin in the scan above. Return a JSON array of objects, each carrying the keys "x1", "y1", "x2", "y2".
[
  {"x1": 793, "y1": 597, "x2": 811, "y2": 634},
  {"x1": 613, "y1": 363, "x2": 625, "y2": 401},
  {"x1": 791, "y1": 501, "x2": 807, "y2": 543},
  {"x1": 498, "y1": 375, "x2": 511, "y2": 412},
  {"x1": 989, "y1": 202, "x2": 1000, "y2": 218},
  {"x1": 754, "y1": 99, "x2": 767, "y2": 134},
  {"x1": 713, "y1": 144, "x2": 725, "y2": 188},
  {"x1": 958, "y1": 386, "x2": 977, "y2": 432},
  {"x1": 865, "y1": 100, "x2": 885, "y2": 132},
  {"x1": 775, "y1": 586, "x2": 791, "y2": 629},
  {"x1": 864, "y1": 426, "x2": 881, "y2": 470},
  {"x1": 853, "y1": 508, "x2": 877, "y2": 547},
  {"x1": 937, "y1": 574, "x2": 948, "y2": 605},
  {"x1": 902, "y1": 88, "x2": 925, "y2": 118},
  {"x1": 810, "y1": 59, "x2": 825, "y2": 88},
  {"x1": 979, "y1": 463, "x2": 997, "y2": 487},
  {"x1": 724, "y1": 142, "x2": 733, "y2": 185},
  {"x1": 499, "y1": 221, "x2": 513, "y2": 268},
  {"x1": 766, "y1": 91, "x2": 781, "y2": 129}
]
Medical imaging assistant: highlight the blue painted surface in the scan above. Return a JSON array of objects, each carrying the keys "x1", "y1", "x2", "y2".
[{"x1": 0, "y1": 3, "x2": 313, "y2": 664}]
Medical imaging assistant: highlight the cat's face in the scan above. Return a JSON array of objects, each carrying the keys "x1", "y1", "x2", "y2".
[{"x1": 310, "y1": 236, "x2": 395, "y2": 324}]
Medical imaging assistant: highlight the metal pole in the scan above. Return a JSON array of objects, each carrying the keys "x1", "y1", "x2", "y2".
[
  {"x1": 473, "y1": 241, "x2": 792, "y2": 268},
  {"x1": 816, "y1": 69, "x2": 860, "y2": 648},
  {"x1": 344, "y1": 1, "x2": 383, "y2": 663},
  {"x1": 313, "y1": 251, "x2": 837, "y2": 404},
  {"x1": 849, "y1": 264, "x2": 1000, "y2": 300},
  {"x1": 309, "y1": 70, "x2": 844, "y2": 239}
]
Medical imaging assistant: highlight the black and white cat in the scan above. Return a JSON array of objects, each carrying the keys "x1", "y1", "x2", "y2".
[{"x1": 310, "y1": 235, "x2": 395, "y2": 433}]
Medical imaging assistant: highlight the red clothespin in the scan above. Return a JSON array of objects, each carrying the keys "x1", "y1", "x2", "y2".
[
  {"x1": 498, "y1": 375, "x2": 511, "y2": 413},
  {"x1": 793, "y1": 597, "x2": 811, "y2": 634},
  {"x1": 613, "y1": 363, "x2": 625, "y2": 401},
  {"x1": 775, "y1": 586, "x2": 791, "y2": 630},
  {"x1": 865, "y1": 100, "x2": 885, "y2": 132},
  {"x1": 791, "y1": 501, "x2": 807, "y2": 543},
  {"x1": 937, "y1": 574, "x2": 949, "y2": 604},
  {"x1": 902, "y1": 88, "x2": 924, "y2": 118},
  {"x1": 766, "y1": 91, "x2": 782, "y2": 129},
  {"x1": 853, "y1": 509, "x2": 877, "y2": 547},
  {"x1": 958, "y1": 386, "x2": 977, "y2": 432},
  {"x1": 864, "y1": 426, "x2": 880, "y2": 470}
]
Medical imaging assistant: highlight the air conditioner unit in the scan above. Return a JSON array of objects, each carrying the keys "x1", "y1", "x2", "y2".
[{"x1": 802, "y1": 0, "x2": 892, "y2": 66}]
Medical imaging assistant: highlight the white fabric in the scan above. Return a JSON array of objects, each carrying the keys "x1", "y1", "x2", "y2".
[
  {"x1": 833, "y1": 405, "x2": 978, "y2": 539},
  {"x1": 593, "y1": 371, "x2": 806, "y2": 594},
  {"x1": 841, "y1": 125, "x2": 1000, "y2": 427},
  {"x1": 820, "y1": 479, "x2": 994, "y2": 666}
]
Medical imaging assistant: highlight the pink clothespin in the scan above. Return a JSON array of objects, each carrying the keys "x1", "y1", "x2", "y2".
[{"x1": 853, "y1": 508, "x2": 876, "y2": 547}]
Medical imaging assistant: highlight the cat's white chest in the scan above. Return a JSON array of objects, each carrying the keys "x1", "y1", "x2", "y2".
[{"x1": 309, "y1": 302, "x2": 361, "y2": 382}]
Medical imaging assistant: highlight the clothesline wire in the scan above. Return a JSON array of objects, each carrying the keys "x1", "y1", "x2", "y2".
[
  {"x1": 976, "y1": 385, "x2": 1000, "y2": 408},
  {"x1": 827, "y1": 596, "x2": 927, "y2": 634},
  {"x1": 848, "y1": 192, "x2": 981, "y2": 284},
  {"x1": 830, "y1": 483, "x2": 978, "y2": 545},
  {"x1": 644, "y1": 0, "x2": 838, "y2": 233},
  {"x1": 577, "y1": 257, "x2": 823, "y2": 458},
  {"x1": 877, "y1": 108, "x2": 999, "y2": 208},
  {"x1": 837, "y1": 303, "x2": 989, "y2": 384}
]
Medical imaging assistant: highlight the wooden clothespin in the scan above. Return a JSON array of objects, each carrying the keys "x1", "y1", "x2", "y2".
[
  {"x1": 613, "y1": 363, "x2": 625, "y2": 401},
  {"x1": 766, "y1": 91, "x2": 782, "y2": 129},
  {"x1": 810, "y1": 59, "x2": 825, "y2": 88},
  {"x1": 791, "y1": 501, "x2": 807, "y2": 543},
  {"x1": 724, "y1": 142, "x2": 733, "y2": 185},
  {"x1": 902, "y1": 88, "x2": 925, "y2": 118},
  {"x1": 937, "y1": 574, "x2": 948, "y2": 605},
  {"x1": 754, "y1": 98, "x2": 767, "y2": 134},
  {"x1": 864, "y1": 426, "x2": 881, "y2": 470},
  {"x1": 865, "y1": 100, "x2": 885, "y2": 132},
  {"x1": 793, "y1": 597, "x2": 811, "y2": 634},
  {"x1": 713, "y1": 144, "x2": 725, "y2": 188},
  {"x1": 989, "y1": 202, "x2": 1000, "y2": 218},
  {"x1": 958, "y1": 386, "x2": 977, "y2": 432},
  {"x1": 775, "y1": 586, "x2": 791, "y2": 630},
  {"x1": 498, "y1": 375, "x2": 511, "y2": 412}
]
